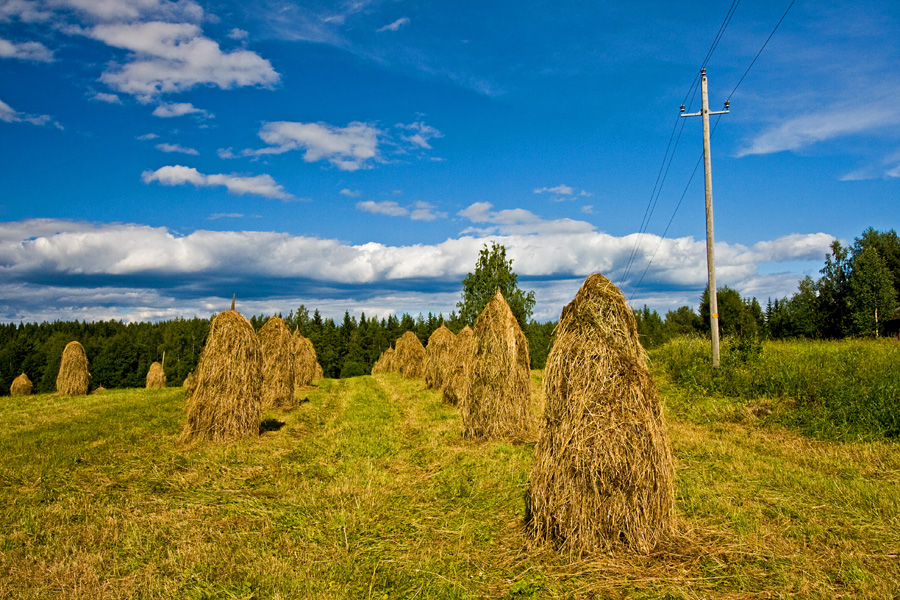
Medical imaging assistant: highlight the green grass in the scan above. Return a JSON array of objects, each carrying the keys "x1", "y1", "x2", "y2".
[{"x1": 1, "y1": 370, "x2": 899, "y2": 598}]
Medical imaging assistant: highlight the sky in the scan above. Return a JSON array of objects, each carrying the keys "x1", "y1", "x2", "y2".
[{"x1": 1, "y1": 0, "x2": 898, "y2": 324}]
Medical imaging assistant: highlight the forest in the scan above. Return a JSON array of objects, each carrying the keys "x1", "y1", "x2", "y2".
[{"x1": 1, "y1": 228, "x2": 897, "y2": 395}]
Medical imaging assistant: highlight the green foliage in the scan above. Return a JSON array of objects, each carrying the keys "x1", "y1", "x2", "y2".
[
  {"x1": 457, "y1": 242, "x2": 535, "y2": 328},
  {"x1": 523, "y1": 320, "x2": 555, "y2": 369},
  {"x1": 846, "y1": 246, "x2": 897, "y2": 336}
]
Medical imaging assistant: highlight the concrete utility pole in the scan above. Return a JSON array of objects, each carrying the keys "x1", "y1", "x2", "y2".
[{"x1": 681, "y1": 69, "x2": 729, "y2": 367}]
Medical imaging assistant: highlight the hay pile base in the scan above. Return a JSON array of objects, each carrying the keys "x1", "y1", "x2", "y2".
[
  {"x1": 442, "y1": 326, "x2": 474, "y2": 406},
  {"x1": 259, "y1": 316, "x2": 296, "y2": 408},
  {"x1": 293, "y1": 331, "x2": 318, "y2": 388},
  {"x1": 424, "y1": 325, "x2": 456, "y2": 390},
  {"x1": 145, "y1": 361, "x2": 166, "y2": 389},
  {"x1": 394, "y1": 331, "x2": 426, "y2": 379},
  {"x1": 10, "y1": 373, "x2": 33, "y2": 396},
  {"x1": 462, "y1": 290, "x2": 530, "y2": 439},
  {"x1": 527, "y1": 273, "x2": 676, "y2": 555},
  {"x1": 56, "y1": 341, "x2": 91, "y2": 395},
  {"x1": 182, "y1": 309, "x2": 263, "y2": 443}
]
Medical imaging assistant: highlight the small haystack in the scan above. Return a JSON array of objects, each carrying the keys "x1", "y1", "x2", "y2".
[
  {"x1": 313, "y1": 362, "x2": 323, "y2": 380},
  {"x1": 394, "y1": 331, "x2": 426, "y2": 379},
  {"x1": 442, "y1": 326, "x2": 474, "y2": 406},
  {"x1": 424, "y1": 325, "x2": 456, "y2": 390},
  {"x1": 462, "y1": 290, "x2": 530, "y2": 439},
  {"x1": 145, "y1": 361, "x2": 166, "y2": 389},
  {"x1": 527, "y1": 273, "x2": 676, "y2": 555},
  {"x1": 56, "y1": 341, "x2": 91, "y2": 396},
  {"x1": 182, "y1": 309, "x2": 263, "y2": 443},
  {"x1": 371, "y1": 346, "x2": 395, "y2": 374},
  {"x1": 259, "y1": 316, "x2": 297, "y2": 408},
  {"x1": 10, "y1": 373, "x2": 33, "y2": 396},
  {"x1": 293, "y1": 331, "x2": 318, "y2": 388}
]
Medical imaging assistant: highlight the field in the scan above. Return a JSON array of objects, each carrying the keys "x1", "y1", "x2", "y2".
[{"x1": 1, "y1": 361, "x2": 899, "y2": 598}]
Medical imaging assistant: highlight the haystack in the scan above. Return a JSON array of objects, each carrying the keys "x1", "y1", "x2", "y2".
[
  {"x1": 259, "y1": 316, "x2": 297, "y2": 408},
  {"x1": 371, "y1": 346, "x2": 395, "y2": 374},
  {"x1": 462, "y1": 290, "x2": 530, "y2": 439},
  {"x1": 313, "y1": 362, "x2": 323, "y2": 380},
  {"x1": 182, "y1": 309, "x2": 263, "y2": 443},
  {"x1": 424, "y1": 325, "x2": 456, "y2": 390},
  {"x1": 145, "y1": 361, "x2": 166, "y2": 389},
  {"x1": 527, "y1": 273, "x2": 676, "y2": 555},
  {"x1": 10, "y1": 373, "x2": 33, "y2": 396},
  {"x1": 442, "y1": 326, "x2": 474, "y2": 406},
  {"x1": 293, "y1": 331, "x2": 318, "y2": 388},
  {"x1": 56, "y1": 341, "x2": 91, "y2": 395},
  {"x1": 393, "y1": 331, "x2": 426, "y2": 379}
]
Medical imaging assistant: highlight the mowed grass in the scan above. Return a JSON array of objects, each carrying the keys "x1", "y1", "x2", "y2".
[{"x1": 0, "y1": 371, "x2": 898, "y2": 599}]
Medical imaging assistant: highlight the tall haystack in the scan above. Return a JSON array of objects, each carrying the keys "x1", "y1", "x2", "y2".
[
  {"x1": 527, "y1": 273, "x2": 676, "y2": 555},
  {"x1": 56, "y1": 341, "x2": 91, "y2": 395},
  {"x1": 442, "y1": 326, "x2": 474, "y2": 406},
  {"x1": 10, "y1": 373, "x2": 33, "y2": 396},
  {"x1": 145, "y1": 361, "x2": 166, "y2": 389},
  {"x1": 292, "y1": 331, "x2": 318, "y2": 388},
  {"x1": 462, "y1": 290, "x2": 530, "y2": 439},
  {"x1": 259, "y1": 316, "x2": 296, "y2": 408},
  {"x1": 371, "y1": 346, "x2": 395, "y2": 375},
  {"x1": 424, "y1": 325, "x2": 456, "y2": 390},
  {"x1": 394, "y1": 331, "x2": 426, "y2": 379},
  {"x1": 182, "y1": 309, "x2": 262, "y2": 443}
]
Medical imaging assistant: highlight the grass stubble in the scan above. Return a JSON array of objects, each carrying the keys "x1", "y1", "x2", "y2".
[{"x1": 0, "y1": 361, "x2": 897, "y2": 598}]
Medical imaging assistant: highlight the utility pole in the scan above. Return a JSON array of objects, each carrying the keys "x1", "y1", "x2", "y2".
[{"x1": 681, "y1": 68, "x2": 729, "y2": 367}]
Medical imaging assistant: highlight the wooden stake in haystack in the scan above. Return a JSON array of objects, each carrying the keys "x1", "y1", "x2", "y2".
[
  {"x1": 145, "y1": 361, "x2": 166, "y2": 389},
  {"x1": 462, "y1": 290, "x2": 530, "y2": 439},
  {"x1": 56, "y1": 341, "x2": 91, "y2": 395},
  {"x1": 424, "y1": 324, "x2": 456, "y2": 390},
  {"x1": 292, "y1": 331, "x2": 318, "y2": 388},
  {"x1": 442, "y1": 325, "x2": 473, "y2": 406},
  {"x1": 10, "y1": 373, "x2": 33, "y2": 396},
  {"x1": 394, "y1": 331, "x2": 426, "y2": 379},
  {"x1": 259, "y1": 316, "x2": 297, "y2": 408},
  {"x1": 181, "y1": 308, "x2": 263, "y2": 443},
  {"x1": 527, "y1": 273, "x2": 676, "y2": 554}
]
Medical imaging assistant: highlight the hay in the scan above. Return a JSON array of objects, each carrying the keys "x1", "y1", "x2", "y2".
[
  {"x1": 462, "y1": 290, "x2": 530, "y2": 439},
  {"x1": 145, "y1": 361, "x2": 166, "y2": 389},
  {"x1": 527, "y1": 273, "x2": 676, "y2": 555},
  {"x1": 182, "y1": 309, "x2": 263, "y2": 443},
  {"x1": 371, "y1": 346, "x2": 395, "y2": 375},
  {"x1": 393, "y1": 331, "x2": 426, "y2": 379},
  {"x1": 424, "y1": 325, "x2": 456, "y2": 390},
  {"x1": 259, "y1": 316, "x2": 297, "y2": 408},
  {"x1": 56, "y1": 341, "x2": 91, "y2": 395},
  {"x1": 10, "y1": 373, "x2": 33, "y2": 396},
  {"x1": 441, "y1": 326, "x2": 474, "y2": 406},
  {"x1": 314, "y1": 362, "x2": 323, "y2": 380},
  {"x1": 292, "y1": 331, "x2": 318, "y2": 388}
]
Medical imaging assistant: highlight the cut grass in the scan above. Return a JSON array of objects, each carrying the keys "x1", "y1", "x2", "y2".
[{"x1": 0, "y1": 372, "x2": 898, "y2": 598}]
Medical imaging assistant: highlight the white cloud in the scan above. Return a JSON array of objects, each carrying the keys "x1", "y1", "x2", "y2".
[
  {"x1": 136, "y1": 132, "x2": 159, "y2": 140},
  {"x1": 0, "y1": 38, "x2": 53, "y2": 61},
  {"x1": 357, "y1": 200, "x2": 408, "y2": 217},
  {"x1": 397, "y1": 121, "x2": 442, "y2": 150},
  {"x1": 155, "y1": 142, "x2": 198, "y2": 155},
  {"x1": 152, "y1": 101, "x2": 209, "y2": 118},
  {"x1": 141, "y1": 165, "x2": 293, "y2": 200},
  {"x1": 581, "y1": 205, "x2": 593, "y2": 214},
  {"x1": 251, "y1": 120, "x2": 380, "y2": 171},
  {"x1": 377, "y1": 17, "x2": 409, "y2": 32},
  {"x1": 0, "y1": 97, "x2": 60, "y2": 128},
  {"x1": 90, "y1": 91, "x2": 122, "y2": 103},
  {"x1": 534, "y1": 184, "x2": 574, "y2": 196},
  {"x1": 217, "y1": 147, "x2": 237, "y2": 159},
  {"x1": 340, "y1": 188, "x2": 361, "y2": 197},
  {"x1": 89, "y1": 21, "x2": 279, "y2": 100},
  {"x1": 410, "y1": 201, "x2": 448, "y2": 222},
  {"x1": 458, "y1": 201, "x2": 595, "y2": 236},
  {"x1": 57, "y1": 0, "x2": 205, "y2": 24},
  {"x1": 228, "y1": 28, "x2": 248, "y2": 40}
]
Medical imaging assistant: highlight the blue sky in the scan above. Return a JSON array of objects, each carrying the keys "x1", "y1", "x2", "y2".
[{"x1": 1, "y1": 0, "x2": 898, "y2": 323}]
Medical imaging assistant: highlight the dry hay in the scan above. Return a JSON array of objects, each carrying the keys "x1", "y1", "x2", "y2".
[
  {"x1": 292, "y1": 331, "x2": 318, "y2": 388},
  {"x1": 10, "y1": 373, "x2": 33, "y2": 396},
  {"x1": 527, "y1": 273, "x2": 676, "y2": 555},
  {"x1": 145, "y1": 361, "x2": 166, "y2": 389},
  {"x1": 182, "y1": 309, "x2": 263, "y2": 443},
  {"x1": 371, "y1": 346, "x2": 395, "y2": 374},
  {"x1": 441, "y1": 326, "x2": 474, "y2": 406},
  {"x1": 393, "y1": 331, "x2": 426, "y2": 379},
  {"x1": 462, "y1": 290, "x2": 530, "y2": 439},
  {"x1": 259, "y1": 316, "x2": 297, "y2": 408},
  {"x1": 56, "y1": 340, "x2": 91, "y2": 396},
  {"x1": 313, "y1": 362, "x2": 323, "y2": 380},
  {"x1": 424, "y1": 325, "x2": 456, "y2": 390}
]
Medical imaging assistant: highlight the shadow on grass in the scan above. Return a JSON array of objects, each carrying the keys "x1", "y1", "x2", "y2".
[{"x1": 260, "y1": 418, "x2": 285, "y2": 434}]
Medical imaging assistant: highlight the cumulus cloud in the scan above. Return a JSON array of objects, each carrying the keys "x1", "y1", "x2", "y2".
[
  {"x1": 410, "y1": 201, "x2": 448, "y2": 221},
  {"x1": 0, "y1": 98, "x2": 60, "y2": 128},
  {"x1": 141, "y1": 165, "x2": 293, "y2": 200},
  {"x1": 533, "y1": 184, "x2": 591, "y2": 201},
  {"x1": 458, "y1": 201, "x2": 595, "y2": 236},
  {"x1": 377, "y1": 17, "x2": 409, "y2": 32},
  {"x1": 89, "y1": 21, "x2": 279, "y2": 100},
  {"x1": 155, "y1": 142, "x2": 198, "y2": 155},
  {"x1": 250, "y1": 120, "x2": 380, "y2": 171},
  {"x1": 152, "y1": 101, "x2": 209, "y2": 118},
  {"x1": 0, "y1": 38, "x2": 53, "y2": 61},
  {"x1": 357, "y1": 200, "x2": 408, "y2": 217}
]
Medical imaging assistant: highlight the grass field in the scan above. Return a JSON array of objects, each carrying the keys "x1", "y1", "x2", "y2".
[{"x1": 1, "y1": 370, "x2": 898, "y2": 598}]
